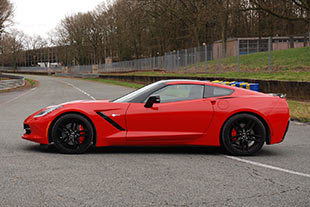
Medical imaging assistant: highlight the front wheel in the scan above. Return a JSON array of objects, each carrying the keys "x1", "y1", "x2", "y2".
[
  {"x1": 221, "y1": 114, "x2": 266, "y2": 156},
  {"x1": 51, "y1": 114, "x2": 94, "y2": 154}
]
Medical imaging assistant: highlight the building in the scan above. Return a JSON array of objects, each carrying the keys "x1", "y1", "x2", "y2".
[{"x1": 212, "y1": 36, "x2": 310, "y2": 59}]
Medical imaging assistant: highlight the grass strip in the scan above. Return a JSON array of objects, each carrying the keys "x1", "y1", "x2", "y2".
[
  {"x1": 84, "y1": 78, "x2": 144, "y2": 88},
  {"x1": 287, "y1": 100, "x2": 310, "y2": 123},
  {"x1": 25, "y1": 78, "x2": 35, "y2": 86}
]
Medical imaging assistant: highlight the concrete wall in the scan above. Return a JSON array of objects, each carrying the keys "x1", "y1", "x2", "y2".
[{"x1": 0, "y1": 74, "x2": 25, "y2": 91}]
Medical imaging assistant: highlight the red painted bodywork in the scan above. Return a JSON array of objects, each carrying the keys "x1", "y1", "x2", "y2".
[{"x1": 22, "y1": 81, "x2": 290, "y2": 147}]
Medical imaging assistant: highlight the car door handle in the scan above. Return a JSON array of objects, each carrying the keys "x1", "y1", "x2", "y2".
[
  {"x1": 112, "y1": 114, "x2": 120, "y2": 117},
  {"x1": 210, "y1": 100, "x2": 216, "y2": 105}
]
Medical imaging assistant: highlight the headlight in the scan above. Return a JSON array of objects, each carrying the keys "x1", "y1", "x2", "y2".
[{"x1": 34, "y1": 105, "x2": 63, "y2": 118}]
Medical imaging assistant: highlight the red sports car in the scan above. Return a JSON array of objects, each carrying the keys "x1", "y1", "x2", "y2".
[{"x1": 23, "y1": 80, "x2": 290, "y2": 155}]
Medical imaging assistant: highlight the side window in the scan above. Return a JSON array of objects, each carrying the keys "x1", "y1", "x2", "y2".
[
  {"x1": 149, "y1": 84, "x2": 204, "y2": 103},
  {"x1": 204, "y1": 85, "x2": 234, "y2": 98}
]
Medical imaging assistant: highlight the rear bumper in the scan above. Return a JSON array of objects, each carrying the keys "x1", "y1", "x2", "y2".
[{"x1": 280, "y1": 120, "x2": 290, "y2": 143}]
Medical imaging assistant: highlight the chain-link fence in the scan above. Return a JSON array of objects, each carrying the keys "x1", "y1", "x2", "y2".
[
  {"x1": 96, "y1": 35, "x2": 309, "y2": 73},
  {"x1": 1, "y1": 35, "x2": 309, "y2": 74}
]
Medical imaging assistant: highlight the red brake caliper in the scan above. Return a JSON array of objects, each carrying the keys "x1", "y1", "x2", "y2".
[
  {"x1": 79, "y1": 125, "x2": 85, "y2": 143},
  {"x1": 231, "y1": 128, "x2": 237, "y2": 141}
]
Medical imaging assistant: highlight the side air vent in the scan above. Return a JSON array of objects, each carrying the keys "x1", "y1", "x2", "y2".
[{"x1": 96, "y1": 112, "x2": 125, "y2": 131}]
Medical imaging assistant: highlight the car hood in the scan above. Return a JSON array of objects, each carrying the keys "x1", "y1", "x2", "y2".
[
  {"x1": 59, "y1": 99, "x2": 130, "y2": 114},
  {"x1": 61, "y1": 99, "x2": 110, "y2": 105}
]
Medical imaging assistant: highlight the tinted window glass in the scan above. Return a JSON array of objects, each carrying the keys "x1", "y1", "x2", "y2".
[
  {"x1": 149, "y1": 84, "x2": 204, "y2": 103},
  {"x1": 113, "y1": 81, "x2": 164, "y2": 103},
  {"x1": 204, "y1": 85, "x2": 234, "y2": 98}
]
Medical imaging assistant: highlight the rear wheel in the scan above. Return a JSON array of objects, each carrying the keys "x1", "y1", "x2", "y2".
[
  {"x1": 221, "y1": 114, "x2": 266, "y2": 156},
  {"x1": 51, "y1": 114, "x2": 94, "y2": 154}
]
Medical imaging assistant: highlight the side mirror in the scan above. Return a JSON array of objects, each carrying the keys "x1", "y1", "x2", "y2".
[{"x1": 144, "y1": 96, "x2": 160, "y2": 108}]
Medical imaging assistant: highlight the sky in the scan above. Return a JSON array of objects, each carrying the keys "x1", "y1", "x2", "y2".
[{"x1": 10, "y1": 0, "x2": 108, "y2": 38}]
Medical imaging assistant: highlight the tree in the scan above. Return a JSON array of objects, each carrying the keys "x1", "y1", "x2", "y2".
[
  {"x1": 0, "y1": 0, "x2": 13, "y2": 35},
  {"x1": 50, "y1": 0, "x2": 309, "y2": 65},
  {"x1": 24, "y1": 35, "x2": 48, "y2": 50},
  {"x1": 251, "y1": 0, "x2": 310, "y2": 23},
  {"x1": 0, "y1": 30, "x2": 25, "y2": 68},
  {"x1": 251, "y1": 0, "x2": 310, "y2": 48}
]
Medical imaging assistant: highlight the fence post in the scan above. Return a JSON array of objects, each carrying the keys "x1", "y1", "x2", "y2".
[
  {"x1": 205, "y1": 45, "x2": 208, "y2": 72},
  {"x1": 170, "y1": 52, "x2": 172, "y2": 71},
  {"x1": 218, "y1": 45, "x2": 222, "y2": 73},
  {"x1": 237, "y1": 38, "x2": 240, "y2": 72},
  {"x1": 185, "y1": 49, "x2": 188, "y2": 70},
  {"x1": 268, "y1": 37, "x2": 272, "y2": 72},
  {"x1": 174, "y1": 51, "x2": 177, "y2": 71},
  {"x1": 194, "y1": 47, "x2": 197, "y2": 73},
  {"x1": 164, "y1": 53, "x2": 167, "y2": 70},
  {"x1": 165, "y1": 53, "x2": 168, "y2": 71},
  {"x1": 256, "y1": 39, "x2": 259, "y2": 53},
  {"x1": 176, "y1": 50, "x2": 179, "y2": 71},
  {"x1": 170, "y1": 52, "x2": 173, "y2": 71}
]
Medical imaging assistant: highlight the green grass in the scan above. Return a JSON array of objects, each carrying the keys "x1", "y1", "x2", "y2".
[
  {"x1": 25, "y1": 78, "x2": 35, "y2": 86},
  {"x1": 206, "y1": 46, "x2": 310, "y2": 70},
  {"x1": 287, "y1": 100, "x2": 310, "y2": 122},
  {"x1": 84, "y1": 78, "x2": 144, "y2": 88}
]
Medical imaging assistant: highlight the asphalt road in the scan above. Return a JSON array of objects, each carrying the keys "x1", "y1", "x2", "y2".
[{"x1": 0, "y1": 74, "x2": 309, "y2": 207}]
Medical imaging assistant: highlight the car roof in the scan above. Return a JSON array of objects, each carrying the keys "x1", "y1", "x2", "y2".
[
  {"x1": 163, "y1": 79, "x2": 258, "y2": 94},
  {"x1": 164, "y1": 79, "x2": 207, "y2": 85}
]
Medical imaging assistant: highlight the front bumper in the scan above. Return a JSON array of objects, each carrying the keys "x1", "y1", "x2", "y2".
[{"x1": 22, "y1": 116, "x2": 51, "y2": 144}]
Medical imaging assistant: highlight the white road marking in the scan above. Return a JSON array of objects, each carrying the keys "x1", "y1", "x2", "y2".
[
  {"x1": 1, "y1": 88, "x2": 37, "y2": 105},
  {"x1": 59, "y1": 80, "x2": 96, "y2": 100},
  {"x1": 225, "y1": 155, "x2": 310, "y2": 178}
]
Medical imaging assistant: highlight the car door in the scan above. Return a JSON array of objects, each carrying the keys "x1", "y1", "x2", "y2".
[{"x1": 125, "y1": 84, "x2": 214, "y2": 142}]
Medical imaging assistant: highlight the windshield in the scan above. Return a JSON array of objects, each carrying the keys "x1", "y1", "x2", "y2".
[{"x1": 113, "y1": 81, "x2": 163, "y2": 103}]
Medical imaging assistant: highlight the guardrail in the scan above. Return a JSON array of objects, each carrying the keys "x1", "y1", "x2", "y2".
[{"x1": 0, "y1": 74, "x2": 25, "y2": 91}]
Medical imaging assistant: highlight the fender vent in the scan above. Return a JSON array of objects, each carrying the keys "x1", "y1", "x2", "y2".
[{"x1": 96, "y1": 112, "x2": 125, "y2": 131}]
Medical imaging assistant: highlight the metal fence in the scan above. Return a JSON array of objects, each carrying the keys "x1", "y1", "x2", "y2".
[
  {"x1": 96, "y1": 45, "x2": 213, "y2": 73},
  {"x1": 1, "y1": 35, "x2": 309, "y2": 74},
  {"x1": 0, "y1": 66, "x2": 64, "y2": 72},
  {"x1": 70, "y1": 65, "x2": 92, "y2": 74},
  {"x1": 96, "y1": 36, "x2": 309, "y2": 73}
]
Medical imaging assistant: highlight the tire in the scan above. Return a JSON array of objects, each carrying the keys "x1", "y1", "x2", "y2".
[
  {"x1": 51, "y1": 114, "x2": 94, "y2": 154},
  {"x1": 221, "y1": 113, "x2": 266, "y2": 156}
]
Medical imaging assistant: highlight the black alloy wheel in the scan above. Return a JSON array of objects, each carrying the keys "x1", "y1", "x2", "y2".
[
  {"x1": 51, "y1": 114, "x2": 94, "y2": 154},
  {"x1": 221, "y1": 113, "x2": 266, "y2": 156}
]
